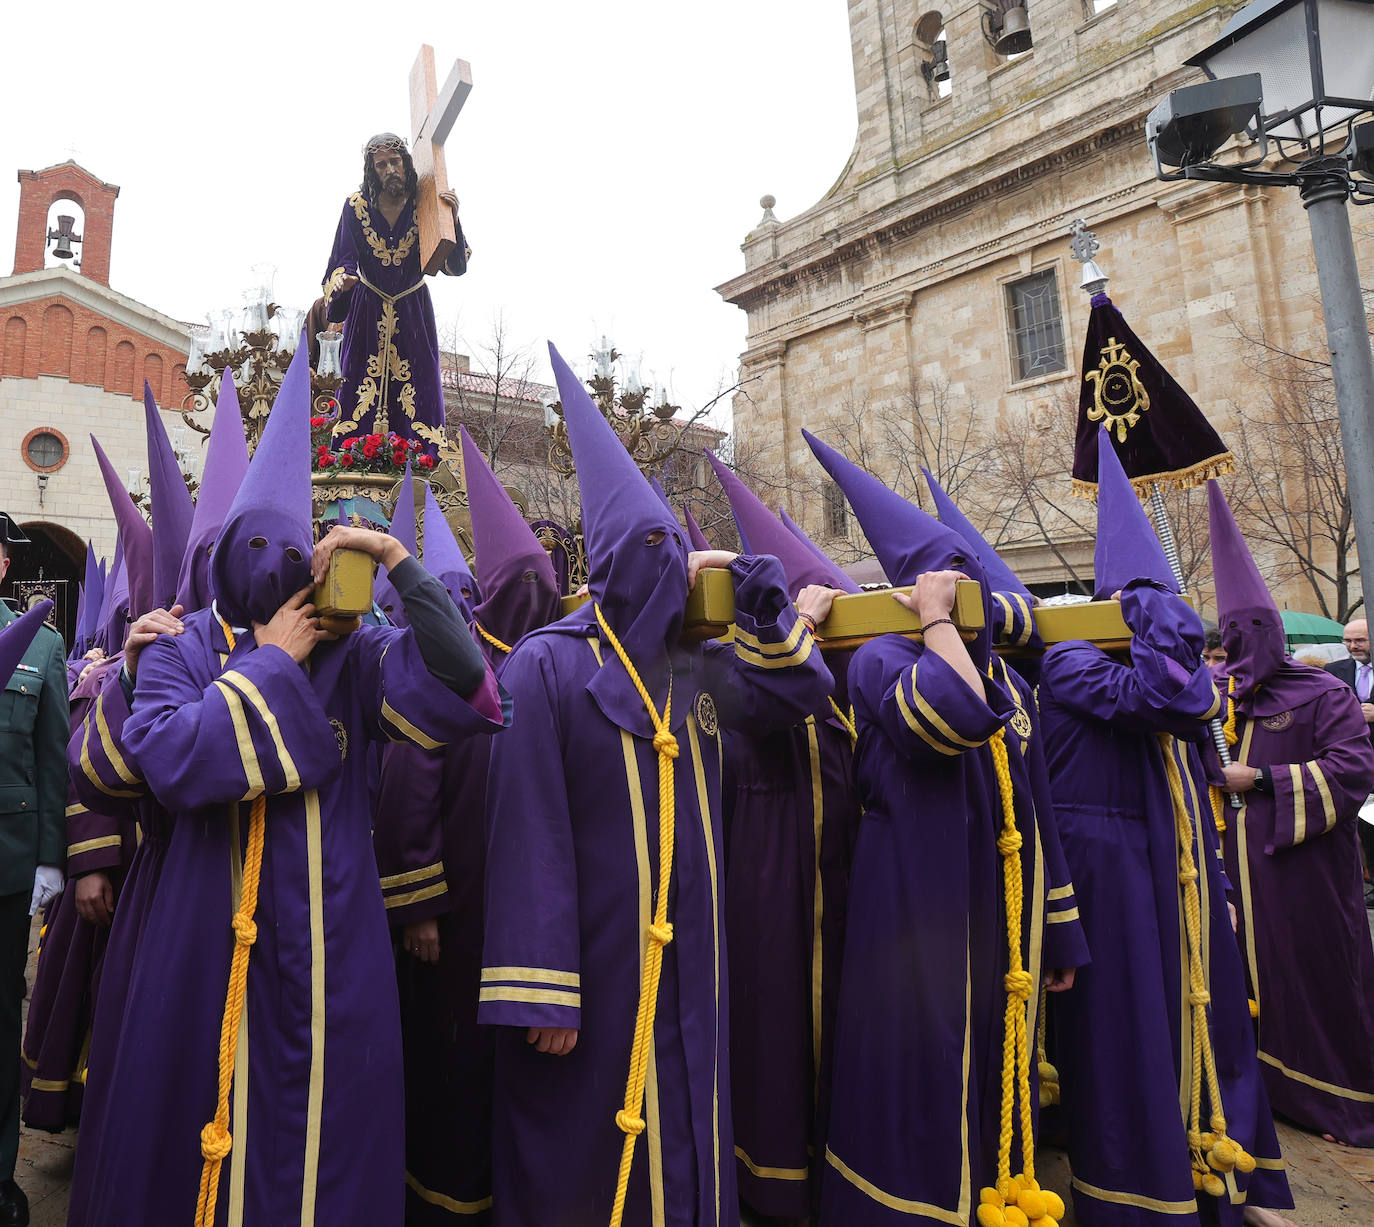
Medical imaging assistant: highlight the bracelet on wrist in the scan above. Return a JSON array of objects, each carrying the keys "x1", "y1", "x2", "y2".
[{"x1": 921, "y1": 617, "x2": 956, "y2": 633}]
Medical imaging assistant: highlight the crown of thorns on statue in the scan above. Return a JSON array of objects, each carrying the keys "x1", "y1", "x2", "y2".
[{"x1": 361, "y1": 134, "x2": 418, "y2": 200}]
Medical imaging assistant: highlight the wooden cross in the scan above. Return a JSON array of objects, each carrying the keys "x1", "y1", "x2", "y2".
[{"x1": 410, "y1": 44, "x2": 473, "y2": 276}]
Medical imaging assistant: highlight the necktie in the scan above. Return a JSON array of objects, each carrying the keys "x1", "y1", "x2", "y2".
[{"x1": 1359, "y1": 664, "x2": 1371, "y2": 703}]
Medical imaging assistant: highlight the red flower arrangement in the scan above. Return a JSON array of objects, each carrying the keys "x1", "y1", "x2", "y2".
[{"x1": 309, "y1": 417, "x2": 437, "y2": 479}]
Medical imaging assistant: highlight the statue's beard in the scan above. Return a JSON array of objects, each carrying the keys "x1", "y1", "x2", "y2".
[{"x1": 382, "y1": 175, "x2": 406, "y2": 198}]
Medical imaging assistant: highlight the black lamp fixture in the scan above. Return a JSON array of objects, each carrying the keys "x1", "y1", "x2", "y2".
[{"x1": 1144, "y1": 0, "x2": 1374, "y2": 665}]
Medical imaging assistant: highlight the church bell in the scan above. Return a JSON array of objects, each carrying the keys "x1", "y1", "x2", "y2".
[
  {"x1": 991, "y1": 4, "x2": 1033, "y2": 56},
  {"x1": 47, "y1": 215, "x2": 81, "y2": 261}
]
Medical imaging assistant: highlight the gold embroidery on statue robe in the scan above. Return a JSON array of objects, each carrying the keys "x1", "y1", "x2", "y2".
[{"x1": 349, "y1": 193, "x2": 417, "y2": 268}]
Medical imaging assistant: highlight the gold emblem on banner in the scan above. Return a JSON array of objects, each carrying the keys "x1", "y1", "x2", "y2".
[
  {"x1": 694, "y1": 691, "x2": 719, "y2": 737},
  {"x1": 1261, "y1": 710, "x2": 1293, "y2": 732},
  {"x1": 330, "y1": 718, "x2": 349, "y2": 761},
  {"x1": 1085, "y1": 336, "x2": 1151, "y2": 443}
]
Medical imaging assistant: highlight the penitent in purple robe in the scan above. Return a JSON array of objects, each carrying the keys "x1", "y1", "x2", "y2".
[
  {"x1": 480, "y1": 554, "x2": 833, "y2": 1227},
  {"x1": 1206, "y1": 479, "x2": 1374, "y2": 1146},
  {"x1": 20, "y1": 658, "x2": 138, "y2": 1133},
  {"x1": 323, "y1": 192, "x2": 467, "y2": 451},
  {"x1": 1212, "y1": 679, "x2": 1374, "y2": 1146},
  {"x1": 822, "y1": 642, "x2": 1086, "y2": 1225},
  {"x1": 705, "y1": 448, "x2": 863, "y2": 1218},
  {"x1": 66, "y1": 597, "x2": 504, "y2": 1227},
  {"x1": 1039, "y1": 582, "x2": 1291, "y2": 1225}
]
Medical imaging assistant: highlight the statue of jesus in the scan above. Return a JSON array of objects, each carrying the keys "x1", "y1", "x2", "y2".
[{"x1": 322, "y1": 133, "x2": 469, "y2": 450}]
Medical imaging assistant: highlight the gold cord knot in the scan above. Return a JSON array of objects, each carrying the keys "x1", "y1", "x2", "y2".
[
  {"x1": 199, "y1": 1121, "x2": 232, "y2": 1161},
  {"x1": 615, "y1": 1110, "x2": 646, "y2": 1136},
  {"x1": 1003, "y1": 970, "x2": 1033, "y2": 1001},
  {"x1": 648, "y1": 922, "x2": 674, "y2": 946},
  {"x1": 652, "y1": 730, "x2": 679, "y2": 759},
  {"x1": 232, "y1": 914, "x2": 257, "y2": 947},
  {"x1": 996, "y1": 830, "x2": 1023, "y2": 855},
  {"x1": 1189, "y1": 989, "x2": 1211, "y2": 1005},
  {"x1": 1178, "y1": 867, "x2": 1199, "y2": 883}
]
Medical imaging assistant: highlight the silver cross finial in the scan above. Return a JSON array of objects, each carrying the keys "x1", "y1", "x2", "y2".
[{"x1": 1068, "y1": 218, "x2": 1109, "y2": 295}]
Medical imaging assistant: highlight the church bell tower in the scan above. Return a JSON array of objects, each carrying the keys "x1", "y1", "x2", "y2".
[{"x1": 12, "y1": 161, "x2": 120, "y2": 286}]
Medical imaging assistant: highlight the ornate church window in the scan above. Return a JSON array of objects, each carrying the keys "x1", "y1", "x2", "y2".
[
  {"x1": 21, "y1": 427, "x2": 68, "y2": 473},
  {"x1": 1005, "y1": 269, "x2": 1067, "y2": 381}
]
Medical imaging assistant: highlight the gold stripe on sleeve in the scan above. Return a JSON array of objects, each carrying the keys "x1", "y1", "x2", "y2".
[
  {"x1": 1288, "y1": 764, "x2": 1307, "y2": 844},
  {"x1": 1046, "y1": 907, "x2": 1080, "y2": 925},
  {"x1": 380, "y1": 697, "x2": 443, "y2": 750},
  {"x1": 1306, "y1": 760, "x2": 1338, "y2": 833},
  {"x1": 477, "y1": 985, "x2": 581, "y2": 1007},
  {"x1": 66, "y1": 835, "x2": 123, "y2": 858},
  {"x1": 212, "y1": 681, "x2": 265, "y2": 799},
  {"x1": 95, "y1": 695, "x2": 140, "y2": 785},
  {"x1": 383, "y1": 882, "x2": 448, "y2": 909},
  {"x1": 379, "y1": 862, "x2": 445, "y2": 890},
  {"x1": 732, "y1": 617, "x2": 807, "y2": 657},
  {"x1": 481, "y1": 966, "x2": 580, "y2": 988},
  {"x1": 220, "y1": 670, "x2": 301, "y2": 790}
]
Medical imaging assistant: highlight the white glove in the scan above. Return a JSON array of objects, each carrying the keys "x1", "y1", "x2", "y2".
[{"x1": 29, "y1": 864, "x2": 64, "y2": 917}]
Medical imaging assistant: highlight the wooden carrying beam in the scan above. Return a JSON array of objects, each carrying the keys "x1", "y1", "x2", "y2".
[{"x1": 560, "y1": 571, "x2": 1147, "y2": 651}]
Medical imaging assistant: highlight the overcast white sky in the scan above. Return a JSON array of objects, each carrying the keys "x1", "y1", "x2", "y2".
[{"x1": 0, "y1": 0, "x2": 859, "y2": 429}]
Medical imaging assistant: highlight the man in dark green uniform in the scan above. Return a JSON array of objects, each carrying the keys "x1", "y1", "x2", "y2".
[{"x1": 0, "y1": 515, "x2": 67, "y2": 1227}]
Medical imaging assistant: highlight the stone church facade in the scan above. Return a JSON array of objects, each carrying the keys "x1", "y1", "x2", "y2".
[{"x1": 717, "y1": 0, "x2": 1372, "y2": 610}]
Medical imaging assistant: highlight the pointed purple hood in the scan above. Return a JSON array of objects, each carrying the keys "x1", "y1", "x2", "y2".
[
  {"x1": 92, "y1": 434, "x2": 154, "y2": 622},
  {"x1": 211, "y1": 347, "x2": 314, "y2": 627},
  {"x1": 176, "y1": 375, "x2": 250, "y2": 614},
  {"x1": 1208, "y1": 479, "x2": 1299, "y2": 713},
  {"x1": 72, "y1": 541, "x2": 102, "y2": 656},
  {"x1": 0, "y1": 600, "x2": 54, "y2": 680},
  {"x1": 421, "y1": 481, "x2": 480, "y2": 621},
  {"x1": 706, "y1": 449, "x2": 857, "y2": 599},
  {"x1": 804, "y1": 429, "x2": 991, "y2": 661},
  {"x1": 144, "y1": 382, "x2": 195, "y2": 610},
  {"x1": 95, "y1": 540, "x2": 125, "y2": 654},
  {"x1": 921, "y1": 468, "x2": 1031, "y2": 600},
  {"x1": 552, "y1": 341, "x2": 687, "y2": 730},
  {"x1": 374, "y1": 463, "x2": 417, "y2": 628},
  {"x1": 460, "y1": 425, "x2": 560, "y2": 648},
  {"x1": 1092, "y1": 428, "x2": 1178, "y2": 600},
  {"x1": 684, "y1": 504, "x2": 713, "y2": 553}
]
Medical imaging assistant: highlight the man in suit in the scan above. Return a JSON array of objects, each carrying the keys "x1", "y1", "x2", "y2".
[
  {"x1": 1326, "y1": 617, "x2": 1374, "y2": 904},
  {"x1": 0, "y1": 514, "x2": 67, "y2": 1226}
]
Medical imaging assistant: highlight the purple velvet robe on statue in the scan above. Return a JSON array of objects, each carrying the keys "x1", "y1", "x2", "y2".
[
  {"x1": 323, "y1": 192, "x2": 467, "y2": 451},
  {"x1": 1038, "y1": 582, "x2": 1291, "y2": 1225},
  {"x1": 66, "y1": 607, "x2": 503, "y2": 1227},
  {"x1": 480, "y1": 554, "x2": 833, "y2": 1227}
]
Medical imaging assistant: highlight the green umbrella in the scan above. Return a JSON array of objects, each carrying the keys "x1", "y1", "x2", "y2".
[{"x1": 1280, "y1": 610, "x2": 1346, "y2": 644}]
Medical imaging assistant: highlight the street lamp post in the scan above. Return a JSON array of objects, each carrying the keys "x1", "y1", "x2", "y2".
[{"x1": 1146, "y1": 0, "x2": 1374, "y2": 600}]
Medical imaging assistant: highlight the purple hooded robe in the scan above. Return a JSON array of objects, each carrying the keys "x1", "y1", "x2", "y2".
[
  {"x1": 20, "y1": 431, "x2": 163, "y2": 1134},
  {"x1": 802, "y1": 431, "x2": 1088, "y2": 1227},
  {"x1": 65, "y1": 350, "x2": 507, "y2": 1227},
  {"x1": 1205, "y1": 482, "x2": 1374, "y2": 1146},
  {"x1": 373, "y1": 447, "x2": 556, "y2": 1225},
  {"x1": 705, "y1": 449, "x2": 863, "y2": 1219},
  {"x1": 477, "y1": 345, "x2": 833, "y2": 1227}
]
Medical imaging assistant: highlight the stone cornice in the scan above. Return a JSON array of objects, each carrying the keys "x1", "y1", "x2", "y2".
[{"x1": 0, "y1": 267, "x2": 189, "y2": 351}]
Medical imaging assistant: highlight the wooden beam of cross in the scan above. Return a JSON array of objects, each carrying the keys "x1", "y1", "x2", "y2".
[{"x1": 410, "y1": 44, "x2": 472, "y2": 276}]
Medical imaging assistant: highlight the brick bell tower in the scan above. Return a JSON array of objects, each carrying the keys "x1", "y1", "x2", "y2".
[{"x1": 12, "y1": 161, "x2": 120, "y2": 285}]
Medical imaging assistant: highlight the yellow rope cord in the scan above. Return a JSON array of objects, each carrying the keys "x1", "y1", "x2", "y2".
[
  {"x1": 1157, "y1": 733, "x2": 1256, "y2": 1197},
  {"x1": 474, "y1": 621, "x2": 512, "y2": 655},
  {"x1": 1210, "y1": 678, "x2": 1239, "y2": 833},
  {"x1": 977, "y1": 658, "x2": 1064, "y2": 1227},
  {"x1": 592, "y1": 606, "x2": 678, "y2": 1227},
  {"x1": 195, "y1": 621, "x2": 269, "y2": 1227},
  {"x1": 1036, "y1": 981, "x2": 1060, "y2": 1108},
  {"x1": 827, "y1": 697, "x2": 858, "y2": 747}
]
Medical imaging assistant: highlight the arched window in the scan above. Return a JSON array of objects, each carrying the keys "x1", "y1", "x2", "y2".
[
  {"x1": 43, "y1": 199, "x2": 85, "y2": 271},
  {"x1": 3, "y1": 317, "x2": 26, "y2": 378},
  {"x1": 143, "y1": 353, "x2": 164, "y2": 402},
  {"x1": 113, "y1": 340, "x2": 136, "y2": 397},
  {"x1": 39, "y1": 304, "x2": 73, "y2": 376},
  {"x1": 86, "y1": 327, "x2": 108, "y2": 385},
  {"x1": 917, "y1": 13, "x2": 952, "y2": 99}
]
